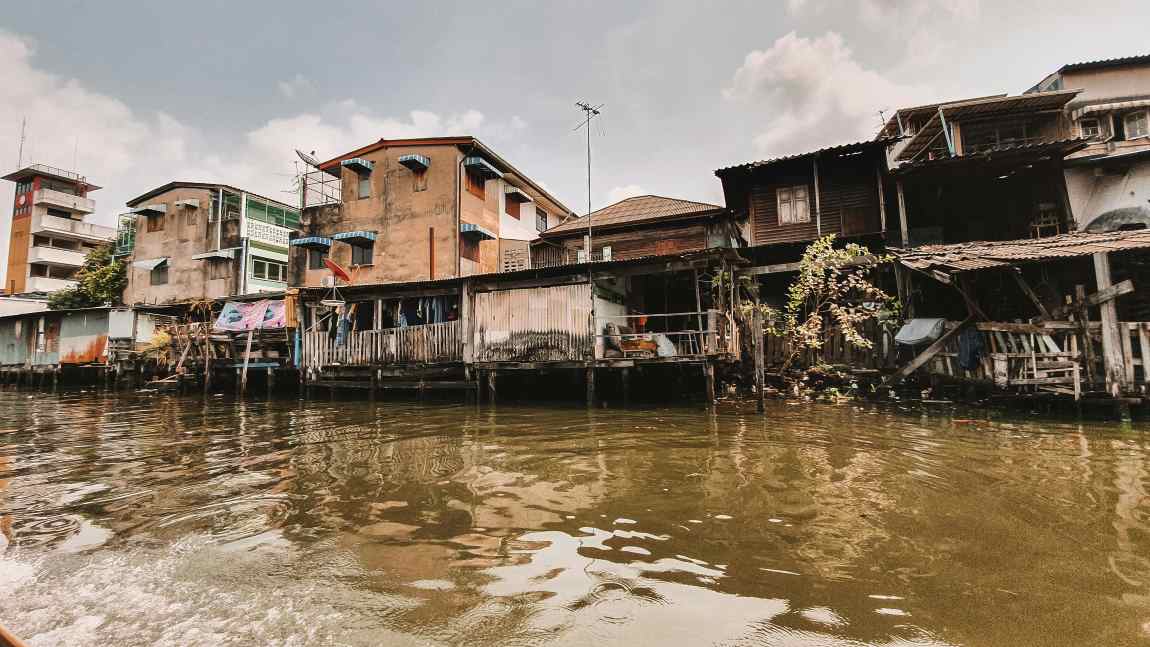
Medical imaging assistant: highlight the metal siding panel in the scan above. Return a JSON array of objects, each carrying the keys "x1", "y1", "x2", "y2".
[{"x1": 475, "y1": 283, "x2": 591, "y2": 362}]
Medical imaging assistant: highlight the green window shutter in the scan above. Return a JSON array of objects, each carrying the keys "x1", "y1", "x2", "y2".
[
  {"x1": 285, "y1": 209, "x2": 301, "y2": 228},
  {"x1": 268, "y1": 205, "x2": 285, "y2": 227},
  {"x1": 247, "y1": 198, "x2": 267, "y2": 223}
]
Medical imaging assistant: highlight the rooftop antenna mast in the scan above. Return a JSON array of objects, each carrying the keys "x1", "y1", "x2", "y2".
[
  {"x1": 575, "y1": 101, "x2": 603, "y2": 362},
  {"x1": 16, "y1": 117, "x2": 26, "y2": 167}
]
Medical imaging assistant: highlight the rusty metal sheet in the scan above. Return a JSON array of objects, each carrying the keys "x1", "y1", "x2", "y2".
[
  {"x1": 895, "y1": 229, "x2": 1150, "y2": 276},
  {"x1": 474, "y1": 283, "x2": 592, "y2": 362}
]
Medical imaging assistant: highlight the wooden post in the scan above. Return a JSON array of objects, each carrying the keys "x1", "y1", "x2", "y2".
[
  {"x1": 266, "y1": 367, "x2": 275, "y2": 398},
  {"x1": 896, "y1": 180, "x2": 909, "y2": 246},
  {"x1": 1093, "y1": 252, "x2": 1126, "y2": 396},
  {"x1": 585, "y1": 366, "x2": 595, "y2": 408},
  {"x1": 875, "y1": 165, "x2": 888, "y2": 233},
  {"x1": 703, "y1": 362, "x2": 716, "y2": 405},
  {"x1": 812, "y1": 156, "x2": 822, "y2": 237},
  {"x1": 488, "y1": 369, "x2": 497, "y2": 403},
  {"x1": 753, "y1": 304, "x2": 765, "y2": 413},
  {"x1": 1075, "y1": 284, "x2": 1097, "y2": 387},
  {"x1": 240, "y1": 328, "x2": 255, "y2": 396},
  {"x1": 621, "y1": 367, "x2": 631, "y2": 406}
]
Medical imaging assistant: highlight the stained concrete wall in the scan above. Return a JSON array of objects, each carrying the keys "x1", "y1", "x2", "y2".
[
  {"x1": 122, "y1": 187, "x2": 237, "y2": 305},
  {"x1": 1066, "y1": 159, "x2": 1150, "y2": 230}
]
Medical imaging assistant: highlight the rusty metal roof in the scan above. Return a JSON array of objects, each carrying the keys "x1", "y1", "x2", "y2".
[
  {"x1": 540, "y1": 195, "x2": 723, "y2": 238},
  {"x1": 893, "y1": 138, "x2": 1088, "y2": 174},
  {"x1": 715, "y1": 139, "x2": 896, "y2": 175},
  {"x1": 1060, "y1": 54, "x2": 1150, "y2": 73},
  {"x1": 894, "y1": 229, "x2": 1150, "y2": 276}
]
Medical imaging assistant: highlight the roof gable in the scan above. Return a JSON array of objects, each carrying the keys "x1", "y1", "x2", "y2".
[{"x1": 541, "y1": 195, "x2": 723, "y2": 237}]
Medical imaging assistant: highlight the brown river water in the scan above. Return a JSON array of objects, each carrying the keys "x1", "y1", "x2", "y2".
[{"x1": 1, "y1": 390, "x2": 1149, "y2": 646}]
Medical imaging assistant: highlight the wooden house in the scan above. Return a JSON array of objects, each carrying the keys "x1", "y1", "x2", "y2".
[{"x1": 530, "y1": 195, "x2": 740, "y2": 267}]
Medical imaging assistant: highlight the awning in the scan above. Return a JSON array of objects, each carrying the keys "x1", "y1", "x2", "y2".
[
  {"x1": 132, "y1": 257, "x2": 168, "y2": 270},
  {"x1": 174, "y1": 198, "x2": 200, "y2": 209},
  {"x1": 332, "y1": 230, "x2": 377, "y2": 245},
  {"x1": 341, "y1": 157, "x2": 374, "y2": 174},
  {"x1": 131, "y1": 203, "x2": 167, "y2": 217},
  {"x1": 464, "y1": 156, "x2": 503, "y2": 180},
  {"x1": 398, "y1": 154, "x2": 430, "y2": 172},
  {"x1": 290, "y1": 236, "x2": 333, "y2": 249},
  {"x1": 460, "y1": 223, "x2": 497, "y2": 240},
  {"x1": 191, "y1": 248, "x2": 237, "y2": 261},
  {"x1": 1072, "y1": 98, "x2": 1150, "y2": 120},
  {"x1": 504, "y1": 186, "x2": 532, "y2": 203}
]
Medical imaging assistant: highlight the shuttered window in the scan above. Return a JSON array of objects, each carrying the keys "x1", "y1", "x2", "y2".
[{"x1": 777, "y1": 185, "x2": 810, "y2": 224}]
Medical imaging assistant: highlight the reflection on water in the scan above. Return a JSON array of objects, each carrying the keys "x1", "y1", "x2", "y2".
[{"x1": 1, "y1": 392, "x2": 1149, "y2": 646}]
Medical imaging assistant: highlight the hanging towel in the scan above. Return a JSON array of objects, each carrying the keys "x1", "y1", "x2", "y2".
[
  {"x1": 894, "y1": 318, "x2": 946, "y2": 346},
  {"x1": 957, "y1": 325, "x2": 985, "y2": 371}
]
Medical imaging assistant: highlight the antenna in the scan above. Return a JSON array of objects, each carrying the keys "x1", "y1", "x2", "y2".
[
  {"x1": 16, "y1": 117, "x2": 26, "y2": 167},
  {"x1": 575, "y1": 100, "x2": 603, "y2": 358}
]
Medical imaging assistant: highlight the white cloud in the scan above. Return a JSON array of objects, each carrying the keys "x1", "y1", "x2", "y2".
[
  {"x1": 0, "y1": 29, "x2": 524, "y2": 286},
  {"x1": 277, "y1": 74, "x2": 313, "y2": 99},
  {"x1": 725, "y1": 31, "x2": 934, "y2": 157},
  {"x1": 606, "y1": 185, "x2": 646, "y2": 205}
]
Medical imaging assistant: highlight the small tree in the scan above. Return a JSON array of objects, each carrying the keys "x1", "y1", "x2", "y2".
[
  {"x1": 47, "y1": 244, "x2": 127, "y2": 310},
  {"x1": 755, "y1": 235, "x2": 895, "y2": 372}
]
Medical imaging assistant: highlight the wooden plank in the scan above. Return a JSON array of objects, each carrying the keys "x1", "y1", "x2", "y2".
[
  {"x1": 1122, "y1": 324, "x2": 1136, "y2": 385},
  {"x1": 1140, "y1": 324, "x2": 1150, "y2": 385},
  {"x1": 889, "y1": 316, "x2": 972, "y2": 381},
  {"x1": 1011, "y1": 269, "x2": 1051, "y2": 320},
  {"x1": 1087, "y1": 279, "x2": 1134, "y2": 306},
  {"x1": 741, "y1": 262, "x2": 802, "y2": 276}
]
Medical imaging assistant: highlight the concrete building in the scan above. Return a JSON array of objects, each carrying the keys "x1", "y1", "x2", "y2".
[
  {"x1": 1, "y1": 163, "x2": 114, "y2": 295},
  {"x1": 118, "y1": 182, "x2": 301, "y2": 305},
  {"x1": 291, "y1": 136, "x2": 574, "y2": 286},
  {"x1": 1029, "y1": 54, "x2": 1150, "y2": 232}
]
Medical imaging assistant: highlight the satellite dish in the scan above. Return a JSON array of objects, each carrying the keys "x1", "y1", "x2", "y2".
[{"x1": 296, "y1": 149, "x2": 321, "y2": 168}]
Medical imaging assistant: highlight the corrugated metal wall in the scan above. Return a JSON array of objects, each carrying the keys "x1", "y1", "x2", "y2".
[
  {"x1": 474, "y1": 283, "x2": 592, "y2": 362},
  {"x1": 0, "y1": 318, "x2": 29, "y2": 366},
  {"x1": 59, "y1": 311, "x2": 110, "y2": 365}
]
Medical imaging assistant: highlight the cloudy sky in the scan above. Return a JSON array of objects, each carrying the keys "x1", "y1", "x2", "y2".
[{"x1": 1, "y1": 0, "x2": 1146, "y2": 275}]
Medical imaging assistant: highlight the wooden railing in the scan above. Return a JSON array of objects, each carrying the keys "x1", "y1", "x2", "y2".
[
  {"x1": 302, "y1": 320, "x2": 462, "y2": 368},
  {"x1": 763, "y1": 319, "x2": 897, "y2": 369},
  {"x1": 595, "y1": 310, "x2": 736, "y2": 359}
]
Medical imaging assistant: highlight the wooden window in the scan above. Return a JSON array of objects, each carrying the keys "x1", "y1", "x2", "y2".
[
  {"x1": 465, "y1": 171, "x2": 486, "y2": 199},
  {"x1": 357, "y1": 175, "x2": 371, "y2": 200},
  {"x1": 1080, "y1": 117, "x2": 1102, "y2": 140},
  {"x1": 1124, "y1": 111, "x2": 1150, "y2": 139},
  {"x1": 459, "y1": 237, "x2": 480, "y2": 262},
  {"x1": 536, "y1": 208, "x2": 548, "y2": 232},
  {"x1": 777, "y1": 185, "x2": 810, "y2": 225},
  {"x1": 505, "y1": 198, "x2": 520, "y2": 219},
  {"x1": 150, "y1": 264, "x2": 168, "y2": 286},
  {"x1": 351, "y1": 242, "x2": 373, "y2": 266},
  {"x1": 307, "y1": 248, "x2": 327, "y2": 270},
  {"x1": 146, "y1": 214, "x2": 165, "y2": 232}
]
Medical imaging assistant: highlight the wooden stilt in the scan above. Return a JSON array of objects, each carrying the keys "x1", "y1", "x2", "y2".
[
  {"x1": 1093, "y1": 252, "x2": 1126, "y2": 396},
  {"x1": 752, "y1": 305, "x2": 766, "y2": 413},
  {"x1": 585, "y1": 366, "x2": 595, "y2": 408},
  {"x1": 240, "y1": 329, "x2": 255, "y2": 396},
  {"x1": 488, "y1": 369, "x2": 497, "y2": 403},
  {"x1": 703, "y1": 362, "x2": 716, "y2": 405},
  {"x1": 621, "y1": 367, "x2": 631, "y2": 406}
]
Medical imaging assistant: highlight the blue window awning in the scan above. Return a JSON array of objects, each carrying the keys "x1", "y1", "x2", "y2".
[
  {"x1": 460, "y1": 223, "x2": 496, "y2": 241},
  {"x1": 332, "y1": 230, "x2": 377, "y2": 245},
  {"x1": 132, "y1": 257, "x2": 168, "y2": 270},
  {"x1": 340, "y1": 157, "x2": 374, "y2": 174},
  {"x1": 504, "y1": 186, "x2": 532, "y2": 203},
  {"x1": 464, "y1": 156, "x2": 503, "y2": 180},
  {"x1": 131, "y1": 203, "x2": 167, "y2": 217},
  {"x1": 290, "y1": 236, "x2": 333, "y2": 249},
  {"x1": 398, "y1": 154, "x2": 431, "y2": 172}
]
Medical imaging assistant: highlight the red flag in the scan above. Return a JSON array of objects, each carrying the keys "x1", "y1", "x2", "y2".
[{"x1": 324, "y1": 258, "x2": 352, "y2": 283}]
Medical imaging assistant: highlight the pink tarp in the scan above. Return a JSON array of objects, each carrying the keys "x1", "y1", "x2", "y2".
[{"x1": 213, "y1": 300, "x2": 286, "y2": 332}]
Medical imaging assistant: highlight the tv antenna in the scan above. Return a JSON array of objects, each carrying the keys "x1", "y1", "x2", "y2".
[
  {"x1": 16, "y1": 117, "x2": 26, "y2": 167},
  {"x1": 575, "y1": 101, "x2": 602, "y2": 356}
]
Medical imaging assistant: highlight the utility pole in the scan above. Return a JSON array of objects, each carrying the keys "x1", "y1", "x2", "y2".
[{"x1": 575, "y1": 101, "x2": 602, "y2": 396}]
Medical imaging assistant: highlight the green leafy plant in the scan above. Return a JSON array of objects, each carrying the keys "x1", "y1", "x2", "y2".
[
  {"x1": 47, "y1": 244, "x2": 127, "y2": 310},
  {"x1": 758, "y1": 235, "x2": 895, "y2": 372}
]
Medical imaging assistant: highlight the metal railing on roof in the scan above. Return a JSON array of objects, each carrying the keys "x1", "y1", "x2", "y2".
[{"x1": 28, "y1": 163, "x2": 83, "y2": 182}]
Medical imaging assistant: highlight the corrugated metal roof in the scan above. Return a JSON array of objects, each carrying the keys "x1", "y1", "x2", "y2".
[
  {"x1": 894, "y1": 229, "x2": 1150, "y2": 276},
  {"x1": 541, "y1": 195, "x2": 723, "y2": 237},
  {"x1": 715, "y1": 139, "x2": 895, "y2": 175},
  {"x1": 1060, "y1": 54, "x2": 1150, "y2": 73},
  {"x1": 894, "y1": 138, "x2": 1088, "y2": 174}
]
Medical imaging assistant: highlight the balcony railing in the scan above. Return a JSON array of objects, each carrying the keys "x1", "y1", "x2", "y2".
[
  {"x1": 31, "y1": 213, "x2": 115, "y2": 243},
  {"x1": 27, "y1": 163, "x2": 83, "y2": 182},
  {"x1": 25, "y1": 276, "x2": 78, "y2": 292},
  {"x1": 302, "y1": 320, "x2": 462, "y2": 368},
  {"x1": 34, "y1": 188, "x2": 95, "y2": 214},
  {"x1": 595, "y1": 310, "x2": 736, "y2": 359},
  {"x1": 28, "y1": 245, "x2": 87, "y2": 267}
]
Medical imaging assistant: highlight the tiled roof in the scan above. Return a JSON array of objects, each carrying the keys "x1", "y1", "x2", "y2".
[
  {"x1": 540, "y1": 195, "x2": 723, "y2": 237},
  {"x1": 1060, "y1": 54, "x2": 1150, "y2": 73},
  {"x1": 894, "y1": 229, "x2": 1150, "y2": 276},
  {"x1": 715, "y1": 139, "x2": 896, "y2": 175}
]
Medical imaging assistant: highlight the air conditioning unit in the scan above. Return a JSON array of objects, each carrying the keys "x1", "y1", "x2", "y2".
[{"x1": 321, "y1": 276, "x2": 335, "y2": 288}]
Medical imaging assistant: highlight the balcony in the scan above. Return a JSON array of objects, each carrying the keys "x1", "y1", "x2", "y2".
[
  {"x1": 31, "y1": 213, "x2": 115, "y2": 244},
  {"x1": 33, "y1": 188, "x2": 95, "y2": 214},
  {"x1": 26, "y1": 276, "x2": 78, "y2": 292},
  {"x1": 28, "y1": 245, "x2": 87, "y2": 267}
]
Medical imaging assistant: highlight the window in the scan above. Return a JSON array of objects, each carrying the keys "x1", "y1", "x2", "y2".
[
  {"x1": 777, "y1": 185, "x2": 810, "y2": 224},
  {"x1": 1080, "y1": 118, "x2": 1102, "y2": 140},
  {"x1": 465, "y1": 171, "x2": 485, "y2": 199},
  {"x1": 351, "y1": 242, "x2": 374, "y2": 266},
  {"x1": 252, "y1": 258, "x2": 288, "y2": 282},
  {"x1": 209, "y1": 259, "x2": 231, "y2": 280},
  {"x1": 150, "y1": 264, "x2": 168, "y2": 286},
  {"x1": 33, "y1": 235, "x2": 51, "y2": 247},
  {"x1": 146, "y1": 214, "x2": 165, "y2": 232},
  {"x1": 223, "y1": 192, "x2": 241, "y2": 220},
  {"x1": 308, "y1": 248, "x2": 327, "y2": 270},
  {"x1": 459, "y1": 237, "x2": 480, "y2": 262},
  {"x1": 505, "y1": 199, "x2": 520, "y2": 219},
  {"x1": 536, "y1": 208, "x2": 548, "y2": 232},
  {"x1": 1125, "y1": 111, "x2": 1150, "y2": 139},
  {"x1": 357, "y1": 175, "x2": 371, "y2": 200}
]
